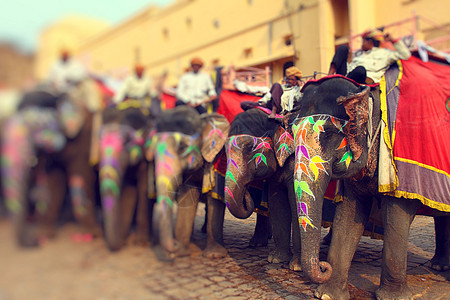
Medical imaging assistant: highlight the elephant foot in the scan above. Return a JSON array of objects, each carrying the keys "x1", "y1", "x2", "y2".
[
  {"x1": 429, "y1": 254, "x2": 450, "y2": 271},
  {"x1": 289, "y1": 254, "x2": 302, "y2": 271},
  {"x1": 17, "y1": 228, "x2": 40, "y2": 248},
  {"x1": 315, "y1": 281, "x2": 350, "y2": 300},
  {"x1": 375, "y1": 285, "x2": 414, "y2": 300},
  {"x1": 174, "y1": 244, "x2": 191, "y2": 258},
  {"x1": 268, "y1": 249, "x2": 291, "y2": 264},
  {"x1": 249, "y1": 234, "x2": 269, "y2": 247},
  {"x1": 203, "y1": 241, "x2": 228, "y2": 259}
]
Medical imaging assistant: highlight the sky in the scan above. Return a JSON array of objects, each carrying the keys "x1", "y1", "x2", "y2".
[{"x1": 0, "y1": 0, "x2": 175, "y2": 53}]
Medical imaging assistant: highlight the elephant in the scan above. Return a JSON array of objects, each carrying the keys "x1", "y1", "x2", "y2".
[
  {"x1": 1, "y1": 82, "x2": 101, "y2": 247},
  {"x1": 146, "y1": 106, "x2": 231, "y2": 258},
  {"x1": 224, "y1": 108, "x2": 303, "y2": 269},
  {"x1": 98, "y1": 101, "x2": 154, "y2": 251},
  {"x1": 287, "y1": 75, "x2": 450, "y2": 299}
]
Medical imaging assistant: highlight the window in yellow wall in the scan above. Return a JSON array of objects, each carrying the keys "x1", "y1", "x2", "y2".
[
  {"x1": 162, "y1": 28, "x2": 169, "y2": 40},
  {"x1": 244, "y1": 48, "x2": 253, "y2": 59},
  {"x1": 186, "y1": 17, "x2": 192, "y2": 29}
]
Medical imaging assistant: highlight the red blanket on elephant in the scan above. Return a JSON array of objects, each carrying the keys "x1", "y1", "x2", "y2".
[{"x1": 381, "y1": 55, "x2": 450, "y2": 212}]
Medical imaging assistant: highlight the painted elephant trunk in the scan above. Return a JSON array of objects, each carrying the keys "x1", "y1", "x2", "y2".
[
  {"x1": 153, "y1": 155, "x2": 182, "y2": 255},
  {"x1": 224, "y1": 175, "x2": 254, "y2": 219},
  {"x1": 1, "y1": 117, "x2": 35, "y2": 246},
  {"x1": 300, "y1": 227, "x2": 332, "y2": 283},
  {"x1": 99, "y1": 130, "x2": 125, "y2": 251}
]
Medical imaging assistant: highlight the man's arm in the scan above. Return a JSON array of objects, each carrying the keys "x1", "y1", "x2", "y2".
[{"x1": 385, "y1": 34, "x2": 411, "y2": 61}]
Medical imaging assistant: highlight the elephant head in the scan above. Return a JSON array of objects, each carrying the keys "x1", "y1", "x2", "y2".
[
  {"x1": 98, "y1": 106, "x2": 150, "y2": 251},
  {"x1": 145, "y1": 106, "x2": 230, "y2": 255},
  {"x1": 1, "y1": 88, "x2": 87, "y2": 247},
  {"x1": 289, "y1": 77, "x2": 371, "y2": 283},
  {"x1": 224, "y1": 108, "x2": 295, "y2": 219}
]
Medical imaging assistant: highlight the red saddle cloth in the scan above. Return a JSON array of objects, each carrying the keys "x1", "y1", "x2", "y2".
[{"x1": 383, "y1": 55, "x2": 450, "y2": 212}]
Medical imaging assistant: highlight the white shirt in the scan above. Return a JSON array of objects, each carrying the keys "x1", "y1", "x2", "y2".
[
  {"x1": 114, "y1": 74, "x2": 156, "y2": 103},
  {"x1": 176, "y1": 71, "x2": 217, "y2": 105},
  {"x1": 259, "y1": 84, "x2": 302, "y2": 113},
  {"x1": 348, "y1": 40, "x2": 411, "y2": 83},
  {"x1": 48, "y1": 59, "x2": 87, "y2": 92}
]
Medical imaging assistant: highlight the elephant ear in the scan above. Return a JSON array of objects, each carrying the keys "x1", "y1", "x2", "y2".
[
  {"x1": 57, "y1": 96, "x2": 86, "y2": 139},
  {"x1": 145, "y1": 128, "x2": 157, "y2": 161},
  {"x1": 200, "y1": 113, "x2": 230, "y2": 163},
  {"x1": 337, "y1": 86, "x2": 370, "y2": 162},
  {"x1": 273, "y1": 125, "x2": 295, "y2": 167}
]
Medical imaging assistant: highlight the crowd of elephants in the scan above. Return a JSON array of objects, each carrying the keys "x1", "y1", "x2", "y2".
[{"x1": 0, "y1": 78, "x2": 448, "y2": 300}]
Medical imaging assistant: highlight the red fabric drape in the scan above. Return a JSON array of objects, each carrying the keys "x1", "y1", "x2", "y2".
[
  {"x1": 161, "y1": 92, "x2": 176, "y2": 110},
  {"x1": 216, "y1": 89, "x2": 261, "y2": 123},
  {"x1": 394, "y1": 56, "x2": 450, "y2": 173}
]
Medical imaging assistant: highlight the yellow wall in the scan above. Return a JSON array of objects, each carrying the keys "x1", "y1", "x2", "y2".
[{"x1": 37, "y1": 0, "x2": 450, "y2": 86}]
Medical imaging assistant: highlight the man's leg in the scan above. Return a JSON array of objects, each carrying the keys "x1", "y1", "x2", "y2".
[
  {"x1": 328, "y1": 45, "x2": 349, "y2": 76},
  {"x1": 347, "y1": 66, "x2": 367, "y2": 84},
  {"x1": 268, "y1": 83, "x2": 283, "y2": 118}
]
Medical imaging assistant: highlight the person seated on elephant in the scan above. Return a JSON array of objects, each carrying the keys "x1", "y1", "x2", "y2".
[
  {"x1": 175, "y1": 57, "x2": 217, "y2": 114},
  {"x1": 113, "y1": 64, "x2": 158, "y2": 110},
  {"x1": 328, "y1": 29, "x2": 411, "y2": 84},
  {"x1": 241, "y1": 66, "x2": 303, "y2": 119},
  {"x1": 48, "y1": 49, "x2": 88, "y2": 93}
]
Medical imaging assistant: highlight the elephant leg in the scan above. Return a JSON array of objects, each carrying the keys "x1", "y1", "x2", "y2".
[
  {"x1": 316, "y1": 188, "x2": 371, "y2": 300},
  {"x1": 174, "y1": 184, "x2": 199, "y2": 257},
  {"x1": 120, "y1": 182, "x2": 138, "y2": 243},
  {"x1": 375, "y1": 196, "x2": 420, "y2": 300},
  {"x1": 201, "y1": 201, "x2": 208, "y2": 233},
  {"x1": 203, "y1": 195, "x2": 227, "y2": 259},
  {"x1": 135, "y1": 162, "x2": 151, "y2": 246},
  {"x1": 250, "y1": 213, "x2": 271, "y2": 247},
  {"x1": 430, "y1": 216, "x2": 450, "y2": 271},
  {"x1": 267, "y1": 183, "x2": 292, "y2": 264},
  {"x1": 35, "y1": 165, "x2": 67, "y2": 241},
  {"x1": 67, "y1": 162, "x2": 100, "y2": 238}
]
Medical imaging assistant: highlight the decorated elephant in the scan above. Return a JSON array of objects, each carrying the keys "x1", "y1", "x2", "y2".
[
  {"x1": 1, "y1": 82, "x2": 102, "y2": 247},
  {"x1": 288, "y1": 63, "x2": 449, "y2": 300},
  {"x1": 146, "y1": 106, "x2": 230, "y2": 258},
  {"x1": 224, "y1": 108, "x2": 302, "y2": 269},
  {"x1": 98, "y1": 101, "x2": 154, "y2": 251}
]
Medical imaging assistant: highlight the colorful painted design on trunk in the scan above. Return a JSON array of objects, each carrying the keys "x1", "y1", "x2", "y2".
[
  {"x1": 225, "y1": 135, "x2": 272, "y2": 207},
  {"x1": 292, "y1": 114, "x2": 349, "y2": 231},
  {"x1": 99, "y1": 129, "x2": 123, "y2": 212},
  {"x1": 1, "y1": 117, "x2": 33, "y2": 213}
]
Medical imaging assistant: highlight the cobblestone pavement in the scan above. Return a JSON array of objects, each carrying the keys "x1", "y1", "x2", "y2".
[{"x1": 0, "y1": 203, "x2": 448, "y2": 300}]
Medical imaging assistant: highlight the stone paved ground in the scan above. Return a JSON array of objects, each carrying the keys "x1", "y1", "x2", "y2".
[{"x1": 0, "y1": 203, "x2": 448, "y2": 300}]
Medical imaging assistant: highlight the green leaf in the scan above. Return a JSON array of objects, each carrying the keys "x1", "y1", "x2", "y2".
[{"x1": 299, "y1": 181, "x2": 314, "y2": 197}]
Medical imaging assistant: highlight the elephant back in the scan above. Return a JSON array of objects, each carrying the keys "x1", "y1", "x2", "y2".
[
  {"x1": 292, "y1": 76, "x2": 365, "y2": 120},
  {"x1": 17, "y1": 90, "x2": 61, "y2": 111},
  {"x1": 229, "y1": 108, "x2": 277, "y2": 138},
  {"x1": 103, "y1": 106, "x2": 150, "y2": 130},
  {"x1": 156, "y1": 106, "x2": 202, "y2": 135}
]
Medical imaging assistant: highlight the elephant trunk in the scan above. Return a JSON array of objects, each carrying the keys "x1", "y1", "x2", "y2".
[
  {"x1": 99, "y1": 129, "x2": 125, "y2": 251},
  {"x1": 1, "y1": 117, "x2": 35, "y2": 246},
  {"x1": 296, "y1": 171, "x2": 332, "y2": 283},
  {"x1": 224, "y1": 172, "x2": 254, "y2": 219},
  {"x1": 153, "y1": 154, "x2": 182, "y2": 255},
  {"x1": 300, "y1": 226, "x2": 332, "y2": 283}
]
